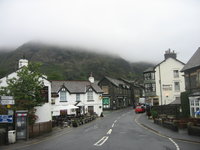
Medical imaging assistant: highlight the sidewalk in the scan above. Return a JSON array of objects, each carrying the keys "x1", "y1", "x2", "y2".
[
  {"x1": 138, "y1": 113, "x2": 200, "y2": 143},
  {"x1": 0, "y1": 126, "x2": 72, "y2": 150}
]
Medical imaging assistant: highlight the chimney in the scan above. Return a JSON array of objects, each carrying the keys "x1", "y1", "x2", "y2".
[
  {"x1": 18, "y1": 59, "x2": 28, "y2": 69},
  {"x1": 164, "y1": 49, "x2": 177, "y2": 60},
  {"x1": 88, "y1": 72, "x2": 94, "y2": 83}
]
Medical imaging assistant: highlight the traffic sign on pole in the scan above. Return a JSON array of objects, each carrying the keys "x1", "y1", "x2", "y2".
[
  {"x1": 0, "y1": 96, "x2": 15, "y2": 105},
  {"x1": 0, "y1": 115, "x2": 13, "y2": 123}
]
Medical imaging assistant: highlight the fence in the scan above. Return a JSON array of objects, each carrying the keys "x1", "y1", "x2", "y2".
[
  {"x1": 152, "y1": 105, "x2": 181, "y2": 119},
  {"x1": 29, "y1": 121, "x2": 52, "y2": 138}
]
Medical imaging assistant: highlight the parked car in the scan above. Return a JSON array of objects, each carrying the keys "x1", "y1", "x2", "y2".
[{"x1": 135, "y1": 105, "x2": 145, "y2": 113}]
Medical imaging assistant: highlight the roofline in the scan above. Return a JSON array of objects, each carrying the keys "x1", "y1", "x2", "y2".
[
  {"x1": 98, "y1": 76, "x2": 119, "y2": 87},
  {"x1": 154, "y1": 57, "x2": 185, "y2": 68}
]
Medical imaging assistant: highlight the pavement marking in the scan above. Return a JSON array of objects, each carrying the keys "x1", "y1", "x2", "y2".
[
  {"x1": 168, "y1": 138, "x2": 180, "y2": 150},
  {"x1": 134, "y1": 114, "x2": 200, "y2": 145},
  {"x1": 94, "y1": 136, "x2": 109, "y2": 146},
  {"x1": 134, "y1": 115, "x2": 181, "y2": 150},
  {"x1": 112, "y1": 123, "x2": 115, "y2": 128},
  {"x1": 114, "y1": 120, "x2": 118, "y2": 123},
  {"x1": 107, "y1": 129, "x2": 112, "y2": 135}
]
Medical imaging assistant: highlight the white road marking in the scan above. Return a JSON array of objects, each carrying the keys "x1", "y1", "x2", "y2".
[
  {"x1": 114, "y1": 120, "x2": 117, "y2": 123},
  {"x1": 168, "y1": 138, "x2": 180, "y2": 150},
  {"x1": 112, "y1": 123, "x2": 115, "y2": 128},
  {"x1": 107, "y1": 129, "x2": 112, "y2": 135},
  {"x1": 94, "y1": 136, "x2": 109, "y2": 146},
  {"x1": 135, "y1": 115, "x2": 181, "y2": 150}
]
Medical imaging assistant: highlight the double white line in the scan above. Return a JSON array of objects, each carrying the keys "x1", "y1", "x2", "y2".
[
  {"x1": 94, "y1": 119, "x2": 118, "y2": 147},
  {"x1": 94, "y1": 136, "x2": 109, "y2": 146}
]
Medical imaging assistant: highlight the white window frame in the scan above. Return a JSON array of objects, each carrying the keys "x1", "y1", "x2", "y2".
[
  {"x1": 87, "y1": 89, "x2": 93, "y2": 101},
  {"x1": 189, "y1": 97, "x2": 200, "y2": 117},
  {"x1": 76, "y1": 94, "x2": 80, "y2": 102},
  {"x1": 174, "y1": 81, "x2": 180, "y2": 92},
  {"x1": 173, "y1": 70, "x2": 179, "y2": 78},
  {"x1": 60, "y1": 89, "x2": 67, "y2": 102}
]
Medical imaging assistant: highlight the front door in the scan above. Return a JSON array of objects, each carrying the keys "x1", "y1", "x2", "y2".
[{"x1": 88, "y1": 106, "x2": 94, "y2": 115}]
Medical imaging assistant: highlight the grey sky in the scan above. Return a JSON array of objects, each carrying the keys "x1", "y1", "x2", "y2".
[{"x1": 0, "y1": 0, "x2": 200, "y2": 63}]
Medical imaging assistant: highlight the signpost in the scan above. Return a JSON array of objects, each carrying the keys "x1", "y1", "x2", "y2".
[
  {"x1": 0, "y1": 96, "x2": 15, "y2": 105},
  {"x1": 0, "y1": 115, "x2": 13, "y2": 123},
  {"x1": 0, "y1": 96, "x2": 15, "y2": 144}
]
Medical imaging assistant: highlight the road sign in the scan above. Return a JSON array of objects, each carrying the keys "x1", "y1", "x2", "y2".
[
  {"x1": 103, "y1": 98, "x2": 110, "y2": 105},
  {"x1": 0, "y1": 115, "x2": 13, "y2": 123},
  {"x1": 0, "y1": 96, "x2": 15, "y2": 105},
  {"x1": 0, "y1": 100, "x2": 15, "y2": 105},
  {"x1": 0, "y1": 96, "x2": 14, "y2": 100}
]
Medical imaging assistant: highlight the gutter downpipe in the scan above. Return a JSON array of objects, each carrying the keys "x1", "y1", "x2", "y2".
[{"x1": 159, "y1": 65, "x2": 163, "y2": 105}]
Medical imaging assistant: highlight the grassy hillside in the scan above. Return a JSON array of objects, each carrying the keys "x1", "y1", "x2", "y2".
[{"x1": 0, "y1": 42, "x2": 154, "y2": 82}]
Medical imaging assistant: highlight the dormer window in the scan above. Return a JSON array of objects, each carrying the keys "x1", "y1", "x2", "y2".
[
  {"x1": 87, "y1": 88, "x2": 93, "y2": 101},
  {"x1": 76, "y1": 94, "x2": 80, "y2": 102},
  {"x1": 60, "y1": 88, "x2": 67, "y2": 102}
]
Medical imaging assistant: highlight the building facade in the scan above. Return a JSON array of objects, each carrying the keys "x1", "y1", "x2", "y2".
[
  {"x1": 98, "y1": 76, "x2": 131, "y2": 110},
  {"x1": 51, "y1": 77, "x2": 103, "y2": 117},
  {"x1": 144, "y1": 50, "x2": 185, "y2": 106},
  {"x1": 120, "y1": 78, "x2": 144, "y2": 107},
  {"x1": 181, "y1": 47, "x2": 200, "y2": 117},
  {"x1": 0, "y1": 59, "x2": 52, "y2": 123}
]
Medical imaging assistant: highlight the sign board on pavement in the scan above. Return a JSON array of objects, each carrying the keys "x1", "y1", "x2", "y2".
[
  {"x1": 0, "y1": 96, "x2": 15, "y2": 105},
  {"x1": 0, "y1": 96, "x2": 14, "y2": 100},
  {"x1": 0, "y1": 115, "x2": 13, "y2": 123}
]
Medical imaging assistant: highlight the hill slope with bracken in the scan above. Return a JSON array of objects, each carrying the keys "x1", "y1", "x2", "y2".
[{"x1": 0, "y1": 42, "x2": 154, "y2": 82}]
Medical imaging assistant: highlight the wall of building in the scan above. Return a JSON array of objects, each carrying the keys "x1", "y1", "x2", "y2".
[
  {"x1": 155, "y1": 58, "x2": 185, "y2": 105},
  {"x1": 0, "y1": 71, "x2": 52, "y2": 123},
  {"x1": 51, "y1": 89, "x2": 102, "y2": 116}
]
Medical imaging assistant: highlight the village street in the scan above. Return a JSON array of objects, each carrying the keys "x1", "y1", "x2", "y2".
[{"x1": 1, "y1": 108, "x2": 200, "y2": 150}]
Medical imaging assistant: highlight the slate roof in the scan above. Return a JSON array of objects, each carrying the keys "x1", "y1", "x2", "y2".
[
  {"x1": 143, "y1": 56, "x2": 185, "y2": 74},
  {"x1": 143, "y1": 67, "x2": 155, "y2": 73},
  {"x1": 103, "y1": 76, "x2": 129, "y2": 88},
  {"x1": 181, "y1": 47, "x2": 200, "y2": 71},
  {"x1": 51, "y1": 80, "x2": 103, "y2": 94}
]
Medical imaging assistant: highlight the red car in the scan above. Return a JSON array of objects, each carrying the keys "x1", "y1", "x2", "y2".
[{"x1": 135, "y1": 105, "x2": 145, "y2": 113}]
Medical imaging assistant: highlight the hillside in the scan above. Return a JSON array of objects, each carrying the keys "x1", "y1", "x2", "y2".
[{"x1": 0, "y1": 43, "x2": 154, "y2": 82}]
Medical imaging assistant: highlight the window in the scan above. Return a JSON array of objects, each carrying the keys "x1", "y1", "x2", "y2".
[
  {"x1": 144, "y1": 72, "x2": 155, "y2": 80},
  {"x1": 173, "y1": 70, "x2": 179, "y2": 78},
  {"x1": 191, "y1": 100, "x2": 194, "y2": 106},
  {"x1": 190, "y1": 98, "x2": 200, "y2": 117},
  {"x1": 60, "y1": 89, "x2": 67, "y2": 102},
  {"x1": 174, "y1": 82, "x2": 180, "y2": 91},
  {"x1": 151, "y1": 73, "x2": 155, "y2": 80},
  {"x1": 195, "y1": 99, "x2": 199, "y2": 106},
  {"x1": 87, "y1": 89, "x2": 93, "y2": 101},
  {"x1": 76, "y1": 94, "x2": 80, "y2": 102},
  {"x1": 145, "y1": 83, "x2": 156, "y2": 92}
]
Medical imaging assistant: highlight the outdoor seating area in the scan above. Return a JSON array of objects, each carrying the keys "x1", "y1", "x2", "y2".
[
  {"x1": 149, "y1": 108, "x2": 200, "y2": 136},
  {"x1": 52, "y1": 113, "x2": 98, "y2": 128}
]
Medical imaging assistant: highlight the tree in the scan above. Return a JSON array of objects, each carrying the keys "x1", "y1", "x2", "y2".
[{"x1": 0, "y1": 62, "x2": 45, "y2": 125}]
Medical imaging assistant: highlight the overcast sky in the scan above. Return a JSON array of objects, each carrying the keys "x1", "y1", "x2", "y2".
[{"x1": 0, "y1": 0, "x2": 200, "y2": 63}]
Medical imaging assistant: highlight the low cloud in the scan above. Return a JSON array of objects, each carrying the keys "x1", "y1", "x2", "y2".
[{"x1": 0, "y1": 0, "x2": 200, "y2": 63}]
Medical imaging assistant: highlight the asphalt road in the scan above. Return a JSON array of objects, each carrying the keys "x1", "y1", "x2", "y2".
[{"x1": 2, "y1": 108, "x2": 200, "y2": 150}]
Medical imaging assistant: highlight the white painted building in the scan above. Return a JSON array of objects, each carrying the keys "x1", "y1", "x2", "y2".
[
  {"x1": 0, "y1": 59, "x2": 52, "y2": 123},
  {"x1": 51, "y1": 76, "x2": 103, "y2": 117},
  {"x1": 144, "y1": 50, "x2": 185, "y2": 105}
]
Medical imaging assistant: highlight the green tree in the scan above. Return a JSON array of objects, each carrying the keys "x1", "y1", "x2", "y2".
[{"x1": 0, "y1": 63, "x2": 45, "y2": 125}]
